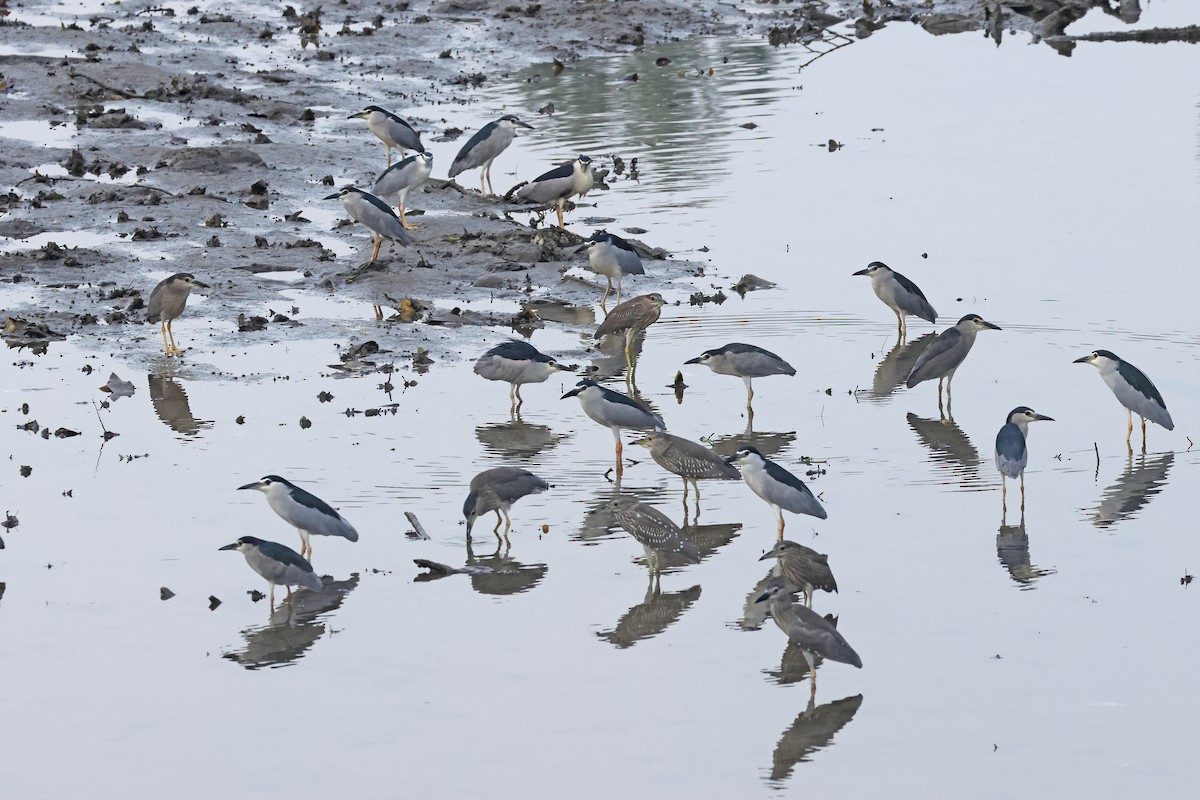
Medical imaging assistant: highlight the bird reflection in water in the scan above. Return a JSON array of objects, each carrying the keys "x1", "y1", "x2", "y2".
[
  {"x1": 706, "y1": 421, "x2": 797, "y2": 462},
  {"x1": 906, "y1": 411, "x2": 987, "y2": 490},
  {"x1": 414, "y1": 539, "x2": 547, "y2": 596},
  {"x1": 148, "y1": 372, "x2": 212, "y2": 436},
  {"x1": 865, "y1": 332, "x2": 935, "y2": 403},
  {"x1": 597, "y1": 579, "x2": 701, "y2": 649},
  {"x1": 767, "y1": 694, "x2": 864, "y2": 786},
  {"x1": 635, "y1": 520, "x2": 743, "y2": 570},
  {"x1": 1089, "y1": 451, "x2": 1174, "y2": 529},
  {"x1": 996, "y1": 509, "x2": 1055, "y2": 588},
  {"x1": 474, "y1": 413, "x2": 567, "y2": 461},
  {"x1": 223, "y1": 573, "x2": 359, "y2": 670},
  {"x1": 588, "y1": 327, "x2": 648, "y2": 387}
]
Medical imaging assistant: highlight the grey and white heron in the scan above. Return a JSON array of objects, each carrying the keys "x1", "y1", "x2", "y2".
[
  {"x1": 515, "y1": 154, "x2": 593, "y2": 228},
  {"x1": 237, "y1": 475, "x2": 359, "y2": 562},
  {"x1": 594, "y1": 292, "x2": 666, "y2": 377},
  {"x1": 562, "y1": 379, "x2": 664, "y2": 478},
  {"x1": 146, "y1": 272, "x2": 209, "y2": 355},
  {"x1": 219, "y1": 536, "x2": 323, "y2": 607},
  {"x1": 906, "y1": 314, "x2": 1001, "y2": 411},
  {"x1": 448, "y1": 114, "x2": 534, "y2": 196},
  {"x1": 760, "y1": 539, "x2": 837, "y2": 609},
  {"x1": 610, "y1": 496, "x2": 701, "y2": 573},
  {"x1": 727, "y1": 446, "x2": 826, "y2": 540},
  {"x1": 372, "y1": 151, "x2": 432, "y2": 230},
  {"x1": 756, "y1": 582, "x2": 861, "y2": 696},
  {"x1": 324, "y1": 186, "x2": 413, "y2": 265},
  {"x1": 463, "y1": 467, "x2": 549, "y2": 543},
  {"x1": 632, "y1": 430, "x2": 739, "y2": 510},
  {"x1": 349, "y1": 105, "x2": 423, "y2": 166},
  {"x1": 575, "y1": 231, "x2": 644, "y2": 307},
  {"x1": 852, "y1": 261, "x2": 937, "y2": 339},
  {"x1": 995, "y1": 406, "x2": 1054, "y2": 512},
  {"x1": 684, "y1": 343, "x2": 796, "y2": 411},
  {"x1": 474, "y1": 340, "x2": 569, "y2": 411},
  {"x1": 1074, "y1": 350, "x2": 1174, "y2": 448}
]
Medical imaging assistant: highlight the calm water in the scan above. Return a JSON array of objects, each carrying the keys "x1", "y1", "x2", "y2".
[{"x1": 3, "y1": 3, "x2": 1199, "y2": 797}]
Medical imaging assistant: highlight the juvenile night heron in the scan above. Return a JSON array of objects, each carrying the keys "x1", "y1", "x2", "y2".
[
  {"x1": 727, "y1": 446, "x2": 826, "y2": 540},
  {"x1": 995, "y1": 406, "x2": 1054, "y2": 512},
  {"x1": 562, "y1": 379, "x2": 664, "y2": 478},
  {"x1": 349, "y1": 105, "x2": 423, "y2": 166},
  {"x1": 1074, "y1": 350, "x2": 1174, "y2": 448},
  {"x1": 219, "y1": 536, "x2": 323, "y2": 607},
  {"x1": 575, "y1": 231, "x2": 644, "y2": 307},
  {"x1": 372, "y1": 151, "x2": 432, "y2": 230},
  {"x1": 515, "y1": 154, "x2": 593, "y2": 228},
  {"x1": 594, "y1": 292, "x2": 666, "y2": 377},
  {"x1": 324, "y1": 186, "x2": 413, "y2": 265},
  {"x1": 906, "y1": 314, "x2": 1001, "y2": 410},
  {"x1": 684, "y1": 343, "x2": 795, "y2": 411},
  {"x1": 756, "y1": 582, "x2": 861, "y2": 695},
  {"x1": 146, "y1": 272, "x2": 209, "y2": 355},
  {"x1": 760, "y1": 539, "x2": 837, "y2": 609},
  {"x1": 474, "y1": 340, "x2": 569, "y2": 411},
  {"x1": 448, "y1": 114, "x2": 534, "y2": 196},
  {"x1": 610, "y1": 496, "x2": 701, "y2": 573},
  {"x1": 852, "y1": 261, "x2": 937, "y2": 339},
  {"x1": 463, "y1": 467, "x2": 549, "y2": 543},
  {"x1": 238, "y1": 475, "x2": 359, "y2": 561},
  {"x1": 632, "y1": 430, "x2": 739, "y2": 509}
]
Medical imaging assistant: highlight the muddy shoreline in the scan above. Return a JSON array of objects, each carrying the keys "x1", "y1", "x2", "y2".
[{"x1": 0, "y1": 0, "x2": 1178, "y2": 359}]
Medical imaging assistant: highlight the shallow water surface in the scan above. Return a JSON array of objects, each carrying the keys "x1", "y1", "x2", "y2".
[{"x1": 3, "y1": 4, "x2": 1199, "y2": 798}]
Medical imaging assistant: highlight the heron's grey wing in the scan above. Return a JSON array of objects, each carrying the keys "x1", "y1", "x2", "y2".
[
  {"x1": 282, "y1": 486, "x2": 358, "y2": 541},
  {"x1": 994, "y1": 423, "x2": 1028, "y2": 478},
  {"x1": 145, "y1": 278, "x2": 169, "y2": 322},
  {"x1": 734, "y1": 347, "x2": 796, "y2": 377},
  {"x1": 491, "y1": 468, "x2": 550, "y2": 503},
  {"x1": 781, "y1": 548, "x2": 837, "y2": 593},
  {"x1": 1114, "y1": 361, "x2": 1173, "y2": 429},
  {"x1": 516, "y1": 163, "x2": 574, "y2": 203},
  {"x1": 373, "y1": 158, "x2": 421, "y2": 197},
  {"x1": 359, "y1": 193, "x2": 413, "y2": 245},
  {"x1": 384, "y1": 114, "x2": 423, "y2": 151},
  {"x1": 763, "y1": 460, "x2": 827, "y2": 518},
  {"x1": 906, "y1": 327, "x2": 965, "y2": 387},
  {"x1": 787, "y1": 604, "x2": 862, "y2": 667},
  {"x1": 891, "y1": 272, "x2": 937, "y2": 322}
]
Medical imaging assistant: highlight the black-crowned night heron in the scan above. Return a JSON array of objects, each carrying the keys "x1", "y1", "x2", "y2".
[
  {"x1": 219, "y1": 536, "x2": 323, "y2": 607},
  {"x1": 906, "y1": 314, "x2": 1001, "y2": 411},
  {"x1": 995, "y1": 406, "x2": 1054, "y2": 512},
  {"x1": 474, "y1": 340, "x2": 569, "y2": 412},
  {"x1": 759, "y1": 539, "x2": 837, "y2": 609},
  {"x1": 237, "y1": 475, "x2": 359, "y2": 561},
  {"x1": 610, "y1": 495, "x2": 701, "y2": 573},
  {"x1": 1074, "y1": 350, "x2": 1174, "y2": 448},
  {"x1": 349, "y1": 105, "x2": 423, "y2": 165},
  {"x1": 593, "y1": 292, "x2": 666, "y2": 377},
  {"x1": 632, "y1": 430, "x2": 738, "y2": 509},
  {"x1": 515, "y1": 154, "x2": 593, "y2": 228},
  {"x1": 448, "y1": 114, "x2": 534, "y2": 196},
  {"x1": 727, "y1": 446, "x2": 826, "y2": 540},
  {"x1": 463, "y1": 467, "x2": 549, "y2": 543},
  {"x1": 852, "y1": 261, "x2": 937, "y2": 339},
  {"x1": 324, "y1": 186, "x2": 413, "y2": 265},
  {"x1": 146, "y1": 272, "x2": 209, "y2": 355},
  {"x1": 562, "y1": 379, "x2": 664, "y2": 478},
  {"x1": 372, "y1": 151, "x2": 432, "y2": 230},
  {"x1": 575, "y1": 231, "x2": 644, "y2": 307},
  {"x1": 684, "y1": 343, "x2": 796, "y2": 411},
  {"x1": 756, "y1": 582, "x2": 861, "y2": 696}
]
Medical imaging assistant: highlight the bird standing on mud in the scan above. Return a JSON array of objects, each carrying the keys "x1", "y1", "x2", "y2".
[
  {"x1": 324, "y1": 186, "x2": 413, "y2": 265},
  {"x1": 146, "y1": 272, "x2": 209, "y2": 355},
  {"x1": 349, "y1": 105, "x2": 423, "y2": 166},
  {"x1": 372, "y1": 151, "x2": 433, "y2": 230},
  {"x1": 449, "y1": 114, "x2": 534, "y2": 196},
  {"x1": 515, "y1": 155, "x2": 593, "y2": 228}
]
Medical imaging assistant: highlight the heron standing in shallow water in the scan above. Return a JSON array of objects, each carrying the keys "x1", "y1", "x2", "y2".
[
  {"x1": 473, "y1": 340, "x2": 569, "y2": 413},
  {"x1": 995, "y1": 406, "x2": 1054, "y2": 513},
  {"x1": 220, "y1": 536, "x2": 323, "y2": 608},
  {"x1": 1074, "y1": 350, "x2": 1173, "y2": 450},
  {"x1": 906, "y1": 314, "x2": 1001, "y2": 415},
  {"x1": 463, "y1": 467, "x2": 549, "y2": 545},
  {"x1": 610, "y1": 496, "x2": 701, "y2": 574},
  {"x1": 237, "y1": 476, "x2": 359, "y2": 562},
  {"x1": 760, "y1": 540, "x2": 838, "y2": 609},
  {"x1": 684, "y1": 343, "x2": 795, "y2": 416},
  {"x1": 756, "y1": 582, "x2": 861, "y2": 698},
  {"x1": 632, "y1": 431, "x2": 739, "y2": 516},
  {"x1": 594, "y1": 293, "x2": 666, "y2": 383},
  {"x1": 853, "y1": 261, "x2": 937, "y2": 340},
  {"x1": 727, "y1": 446, "x2": 826, "y2": 541},
  {"x1": 562, "y1": 379, "x2": 664, "y2": 480}
]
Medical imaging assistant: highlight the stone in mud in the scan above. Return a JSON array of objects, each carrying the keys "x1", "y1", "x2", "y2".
[{"x1": 159, "y1": 146, "x2": 266, "y2": 173}]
